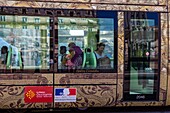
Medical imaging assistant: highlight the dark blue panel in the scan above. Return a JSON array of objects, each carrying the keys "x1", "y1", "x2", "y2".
[
  {"x1": 97, "y1": 10, "x2": 118, "y2": 30},
  {"x1": 147, "y1": 12, "x2": 159, "y2": 26}
]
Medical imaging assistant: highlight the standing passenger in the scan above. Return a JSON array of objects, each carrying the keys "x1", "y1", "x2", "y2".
[
  {"x1": 1, "y1": 46, "x2": 8, "y2": 65},
  {"x1": 68, "y1": 42, "x2": 83, "y2": 69}
]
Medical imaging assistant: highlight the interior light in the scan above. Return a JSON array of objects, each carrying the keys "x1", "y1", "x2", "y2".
[{"x1": 69, "y1": 30, "x2": 84, "y2": 36}]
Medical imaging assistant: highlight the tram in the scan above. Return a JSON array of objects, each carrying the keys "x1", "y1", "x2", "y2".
[{"x1": 0, "y1": 0, "x2": 170, "y2": 112}]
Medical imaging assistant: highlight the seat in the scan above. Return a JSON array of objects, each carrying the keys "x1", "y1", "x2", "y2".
[
  {"x1": 82, "y1": 47, "x2": 97, "y2": 69},
  {"x1": 6, "y1": 46, "x2": 23, "y2": 69}
]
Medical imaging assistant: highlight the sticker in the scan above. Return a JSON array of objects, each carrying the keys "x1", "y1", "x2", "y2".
[
  {"x1": 24, "y1": 86, "x2": 53, "y2": 103},
  {"x1": 146, "y1": 52, "x2": 149, "y2": 56},
  {"x1": 54, "y1": 88, "x2": 76, "y2": 102}
]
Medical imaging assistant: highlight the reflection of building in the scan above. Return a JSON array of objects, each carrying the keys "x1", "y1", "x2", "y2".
[
  {"x1": 0, "y1": 15, "x2": 50, "y2": 69},
  {"x1": 0, "y1": 15, "x2": 49, "y2": 29},
  {"x1": 57, "y1": 17, "x2": 115, "y2": 70}
]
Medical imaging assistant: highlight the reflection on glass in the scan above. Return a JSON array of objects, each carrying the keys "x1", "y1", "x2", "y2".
[
  {"x1": 129, "y1": 18, "x2": 159, "y2": 95},
  {"x1": 0, "y1": 15, "x2": 50, "y2": 70},
  {"x1": 58, "y1": 17, "x2": 114, "y2": 72},
  {"x1": 130, "y1": 62, "x2": 157, "y2": 94},
  {"x1": 130, "y1": 19, "x2": 158, "y2": 59}
]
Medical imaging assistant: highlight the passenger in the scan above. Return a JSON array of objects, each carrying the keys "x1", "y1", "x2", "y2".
[
  {"x1": 53, "y1": 45, "x2": 58, "y2": 71},
  {"x1": 20, "y1": 51, "x2": 24, "y2": 70},
  {"x1": 65, "y1": 48, "x2": 75, "y2": 70},
  {"x1": 0, "y1": 46, "x2": 9, "y2": 71},
  {"x1": 34, "y1": 51, "x2": 41, "y2": 66},
  {"x1": 99, "y1": 57, "x2": 111, "y2": 69},
  {"x1": 94, "y1": 42, "x2": 111, "y2": 68},
  {"x1": 1, "y1": 46, "x2": 8, "y2": 65},
  {"x1": 68, "y1": 42, "x2": 83, "y2": 69},
  {"x1": 60, "y1": 46, "x2": 67, "y2": 69}
]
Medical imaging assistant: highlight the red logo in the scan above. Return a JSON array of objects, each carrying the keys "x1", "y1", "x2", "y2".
[{"x1": 24, "y1": 86, "x2": 53, "y2": 103}]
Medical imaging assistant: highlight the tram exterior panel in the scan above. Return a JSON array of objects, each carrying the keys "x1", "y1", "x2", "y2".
[{"x1": 0, "y1": 0, "x2": 169, "y2": 110}]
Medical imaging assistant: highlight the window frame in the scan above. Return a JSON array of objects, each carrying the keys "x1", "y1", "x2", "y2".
[
  {"x1": 0, "y1": 7, "x2": 118, "y2": 73},
  {"x1": 56, "y1": 10, "x2": 118, "y2": 73}
]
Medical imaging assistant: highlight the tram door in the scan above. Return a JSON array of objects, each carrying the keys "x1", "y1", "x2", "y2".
[{"x1": 123, "y1": 12, "x2": 160, "y2": 101}]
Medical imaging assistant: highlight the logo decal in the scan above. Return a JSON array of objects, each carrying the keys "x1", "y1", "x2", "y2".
[
  {"x1": 26, "y1": 90, "x2": 35, "y2": 100},
  {"x1": 54, "y1": 88, "x2": 77, "y2": 102},
  {"x1": 24, "y1": 86, "x2": 53, "y2": 103}
]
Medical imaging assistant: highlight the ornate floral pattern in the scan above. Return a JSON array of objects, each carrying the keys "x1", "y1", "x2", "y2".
[
  {"x1": 56, "y1": 85, "x2": 116, "y2": 108},
  {"x1": 0, "y1": 86, "x2": 52, "y2": 109},
  {"x1": 0, "y1": 0, "x2": 169, "y2": 109}
]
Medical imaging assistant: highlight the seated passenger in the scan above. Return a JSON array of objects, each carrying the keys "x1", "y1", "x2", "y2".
[
  {"x1": 99, "y1": 57, "x2": 111, "y2": 69},
  {"x1": 94, "y1": 42, "x2": 111, "y2": 68},
  {"x1": 1, "y1": 46, "x2": 8, "y2": 65},
  {"x1": 0, "y1": 46, "x2": 8, "y2": 71}
]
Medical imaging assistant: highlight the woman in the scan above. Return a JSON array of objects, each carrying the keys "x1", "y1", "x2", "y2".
[
  {"x1": 68, "y1": 42, "x2": 83, "y2": 69},
  {"x1": 65, "y1": 48, "x2": 75, "y2": 70},
  {"x1": 94, "y1": 42, "x2": 110, "y2": 68}
]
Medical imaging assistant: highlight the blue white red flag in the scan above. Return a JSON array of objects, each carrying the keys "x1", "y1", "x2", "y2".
[{"x1": 54, "y1": 88, "x2": 77, "y2": 102}]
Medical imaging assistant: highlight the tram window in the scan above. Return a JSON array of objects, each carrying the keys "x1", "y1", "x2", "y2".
[
  {"x1": 0, "y1": 15, "x2": 50, "y2": 71},
  {"x1": 57, "y1": 13, "x2": 117, "y2": 73},
  {"x1": 130, "y1": 19, "x2": 159, "y2": 59},
  {"x1": 124, "y1": 12, "x2": 160, "y2": 101}
]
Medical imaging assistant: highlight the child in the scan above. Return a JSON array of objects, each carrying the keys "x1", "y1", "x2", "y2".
[
  {"x1": 99, "y1": 57, "x2": 111, "y2": 69},
  {"x1": 65, "y1": 48, "x2": 75, "y2": 70},
  {"x1": 60, "y1": 46, "x2": 67, "y2": 67}
]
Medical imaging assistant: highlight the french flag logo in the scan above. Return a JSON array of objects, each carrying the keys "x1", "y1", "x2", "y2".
[
  {"x1": 55, "y1": 88, "x2": 76, "y2": 96},
  {"x1": 55, "y1": 88, "x2": 77, "y2": 102}
]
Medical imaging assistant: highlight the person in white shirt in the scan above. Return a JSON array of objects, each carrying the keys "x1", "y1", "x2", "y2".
[{"x1": 94, "y1": 42, "x2": 110, "y2": 68}]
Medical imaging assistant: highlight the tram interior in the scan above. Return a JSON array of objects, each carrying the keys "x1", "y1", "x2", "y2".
[
  {"x1": 0, "y1": 16, "x2": 115, "y2": 71},
  {"x1": 58, "y1": 17, "x2": 114, "y2": 70},
  {"x1": 0, "y1": 15, "x2": 50, "y2": 70}
]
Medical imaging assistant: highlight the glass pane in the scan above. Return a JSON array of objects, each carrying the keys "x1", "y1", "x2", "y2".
[
  {"x1": 58, "y1": 17, "x2": 114, "y2": 72},
  {"x1": 0, "y1": 15, "x2": 50, "y2": 70},
  {"x1": 124, "y1": 12, "x2": 160, "y2": 101},
  {"x1": 130, "y1": 62, "x2": 158, "y2": 94},
  {"x1": 130, "y1": 19, "x2": 158, "y2": 59}
]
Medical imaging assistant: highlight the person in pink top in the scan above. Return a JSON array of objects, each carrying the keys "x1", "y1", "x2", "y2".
[
  {"x1": 65, "y1": 48, "x2": 75, "y2": 70},
  {"x1": 68, "y1": 42, "x2": 83, "y2": 69}
]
